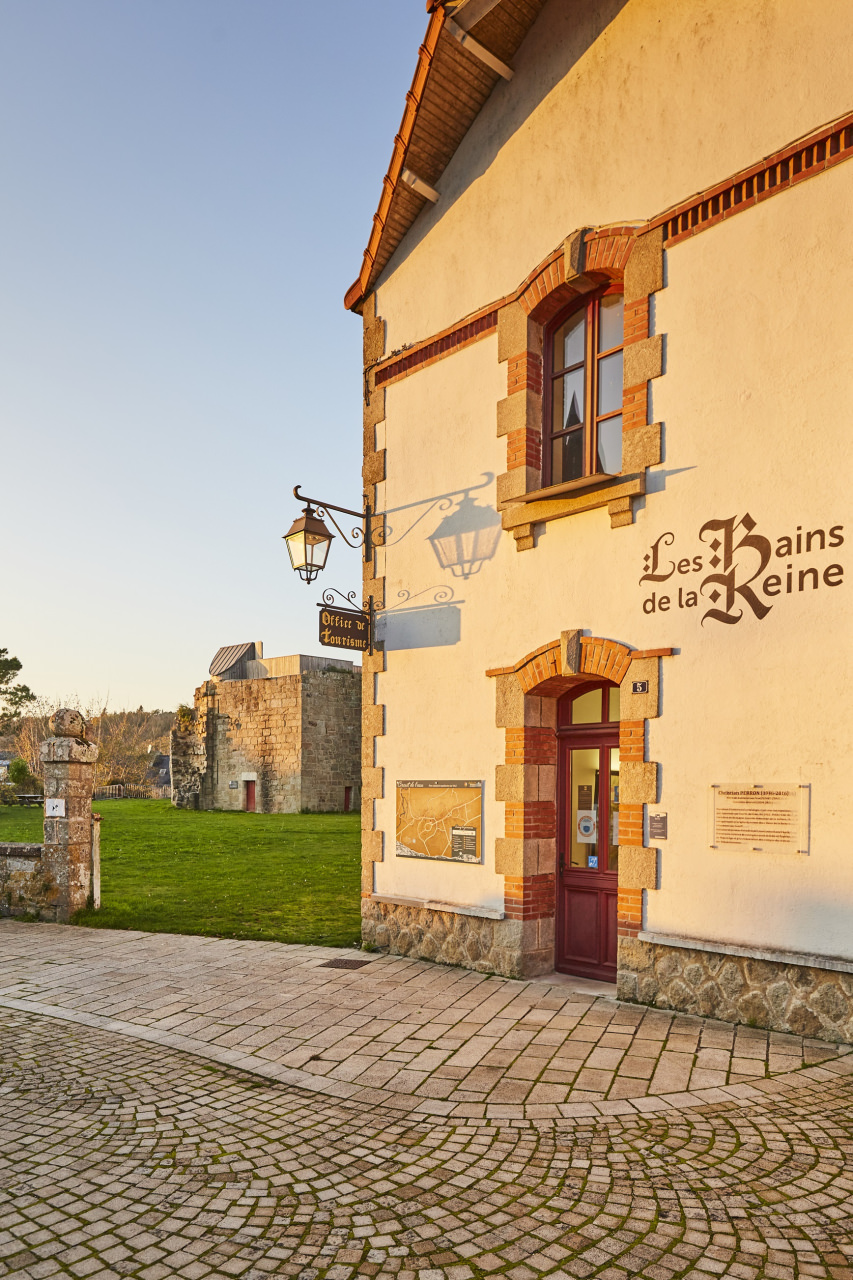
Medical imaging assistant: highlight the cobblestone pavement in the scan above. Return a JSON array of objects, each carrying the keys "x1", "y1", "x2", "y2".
[
  {"x1": 0, "y1": 925, "x2": 849, "y2": 1125},
  {"x1": 3, "y1": 1006, "x2": 853, "y2": 1280}
]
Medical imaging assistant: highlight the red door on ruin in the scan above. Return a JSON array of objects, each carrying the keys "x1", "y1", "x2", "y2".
[
  {"x1": 555, "y1": 682, "x2": 619, "y2": 981},
  {"x1": 245, "y1": 780, "x2": 256, "y2": 813}
]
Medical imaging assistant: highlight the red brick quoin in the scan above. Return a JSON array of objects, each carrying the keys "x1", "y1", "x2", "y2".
[{"x1": 505, "y1": 874, "x2": 555, "y2": 922}]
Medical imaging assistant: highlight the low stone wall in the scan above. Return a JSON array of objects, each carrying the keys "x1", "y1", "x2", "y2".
[
  {"x1": 0, "y1": 844, "x2": 58, "y2": 921},
  {"x1": 617, "y1": 936, "x2": 853, "y2": 1045},
  {"x1": 362, "y1": 898, "x2": 553, "y2": 978}
]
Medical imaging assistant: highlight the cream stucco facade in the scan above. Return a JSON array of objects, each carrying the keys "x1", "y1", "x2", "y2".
[{"x1": 352, "y1": 0, "x2": 853, "y2": 1042}]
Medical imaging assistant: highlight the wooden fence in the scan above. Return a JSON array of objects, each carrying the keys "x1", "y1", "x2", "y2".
[{"x1": 93, "y1": 784, "x2": 171, "y2": 801}]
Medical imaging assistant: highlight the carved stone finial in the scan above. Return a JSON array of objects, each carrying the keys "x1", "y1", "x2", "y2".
[{"x1": 48, "y1": 708, "x2": 88, "y2": 741}]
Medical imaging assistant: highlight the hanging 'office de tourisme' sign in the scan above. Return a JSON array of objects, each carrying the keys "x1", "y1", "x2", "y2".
[{"x1": 318, "y1": 606, "x2": 370, "y2": 651}]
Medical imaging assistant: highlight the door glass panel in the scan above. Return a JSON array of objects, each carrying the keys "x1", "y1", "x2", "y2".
[
  {"x1": 597, "y1": 351, "x2": 623, "y2": 416},
  {"x1": 555, "y1": 311, "x2": 585, "y2": 371},
  {"x1": 597, "y1": 413, "x2": 622, "y2": 474},
  {"x1": 552, "y1": 429, "x2": 583, "y2": 484},
  {"x1": 608, "y1": 747, "x2": 620, "y2": 871},
  {"x1": 569, "y1": 747, "x2": 600, "y2": 868},
  {"x1": 571, "y1": 689, "x2": 602, "y2": 724},
  {"x1": 598, "y1": 293, "x2": 624, "y2": 352},
  {"x1": 608, "y1": 686, "x2": 620, "y2": 721}
]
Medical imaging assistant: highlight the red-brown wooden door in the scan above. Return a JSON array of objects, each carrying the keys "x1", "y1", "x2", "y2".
[
  {"x1": 245, "y1": 780, "x2": 256, "y2": 813},
  {"x1": 555, "y1": 683, "x2": 619, "y2": 981}
]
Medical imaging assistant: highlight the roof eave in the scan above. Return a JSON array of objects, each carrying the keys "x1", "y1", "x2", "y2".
[{"x1": 345, "y1": 8, "x2": 446, "y2": 313}]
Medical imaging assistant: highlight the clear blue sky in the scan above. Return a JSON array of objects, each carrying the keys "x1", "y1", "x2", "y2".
[{"x1": 1, "y1": 1, "x2": 426, "y2": 710}]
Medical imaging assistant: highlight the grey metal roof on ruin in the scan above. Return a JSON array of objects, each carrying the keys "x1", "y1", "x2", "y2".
[{"x1": 209, "y1": 642, "x2": 255, "y2": 677}]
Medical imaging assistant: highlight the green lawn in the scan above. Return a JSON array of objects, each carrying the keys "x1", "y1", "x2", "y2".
[{"x1": 0, "y1": 800, "x2": 362, "y2": 946}]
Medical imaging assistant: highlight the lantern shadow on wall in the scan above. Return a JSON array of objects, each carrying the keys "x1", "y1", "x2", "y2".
[
  {"x1": 427, "y1": 494, "x2": 502, "y2": 579},
  {"x1": 383, "y1": 475, "x2": 502, "y2": 580}
]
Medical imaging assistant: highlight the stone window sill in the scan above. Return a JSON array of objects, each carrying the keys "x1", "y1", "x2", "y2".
[
  {"x1": 638, "y1": 930, "x2": 853, "y2": 975},
  {"x1": 515, "y1": 472, "x2": 624, "y2": 503},
  {"x1": 502, "y1": 473, "x2": 645, "y2": 541},
  {"x1": 369, "y1": 893, "x2": 505, "y2": 921}
]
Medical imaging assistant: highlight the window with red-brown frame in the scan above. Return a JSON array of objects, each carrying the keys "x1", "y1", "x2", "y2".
[{"x1": 544, "y1": 285, "x2": 624, "y2": 486}]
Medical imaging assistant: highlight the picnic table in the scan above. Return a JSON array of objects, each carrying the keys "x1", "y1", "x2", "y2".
[{"x1": 15, "y1": 794, "x2": 44, "y2": 807}]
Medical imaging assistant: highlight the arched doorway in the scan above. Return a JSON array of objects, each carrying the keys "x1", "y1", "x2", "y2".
[{"x1": 555, "y1": 680, "x2": 620, "y2": 980}]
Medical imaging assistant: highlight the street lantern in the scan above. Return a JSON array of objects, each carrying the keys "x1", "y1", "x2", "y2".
[
  {"x1": 283, "y1": 504, "x2": 334, "y2": 583},
  {"x1": 284, "y1": 486, "x2": 374, "y2": 585}
]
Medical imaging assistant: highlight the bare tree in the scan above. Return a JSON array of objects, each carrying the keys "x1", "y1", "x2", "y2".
[{"x1": 14, "y1": 701, "x2": 173, "y2": 787}]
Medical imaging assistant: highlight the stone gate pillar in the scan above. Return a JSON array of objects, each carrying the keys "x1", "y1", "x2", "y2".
[{"x1": 39, "y1": 708, "x2": 99, "y2": 923}]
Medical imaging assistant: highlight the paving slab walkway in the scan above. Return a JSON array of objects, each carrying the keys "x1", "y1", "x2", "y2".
[
  {"x1": 3, "y1": 923, "x2": 853, "y2": 1280},
  {"x1": 0, "y1": 923, "x2": 849, "y2": 1123}
]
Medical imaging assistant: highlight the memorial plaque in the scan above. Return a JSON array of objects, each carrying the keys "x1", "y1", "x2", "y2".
[
  {"x1": 318, "y1": 606, "x2": 370, "y2": 651},
  {"x1": 710, "y1": 785, "x2": 808, "y2": 854},
  {"x1": 396, "y1": 780, "x2": 482, "y2": 863}
]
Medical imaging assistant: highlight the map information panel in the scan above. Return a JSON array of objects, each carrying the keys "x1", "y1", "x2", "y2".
[{"x1": 396, "y1": 780, "x2": 482, "y2": 863}]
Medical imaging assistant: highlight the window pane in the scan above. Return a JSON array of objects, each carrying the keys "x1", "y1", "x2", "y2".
[
  {"x1": 569, "y1": 746, "x2": 600, "y2": 868},
  {"x1": 597, "y1": 413, "x2": 622, "y2": 474},
  {"x1": 554, "y1": 311, "x2": 585, "y2": 371},
  {"x1": 608, "y1": 686, "x2": 620, "y2": 721},
  {"x1": 555, "y1": 367, "x2": 584, "y2": 431},
  {"x1": 571, "y1": 689, "x2": 602, "y2": 724},
  {"x1": 597, "y1": 351, "x2": 623, "y2": 416},
  {"x1": 608, "y1": 746, "x2": 620, "y2": 872},
  {"x1": 599, "y1": 293, "x2": 624, "y2": 352},
  {"x1": 552, "y1": 430, "x2": 583, "y2": 484}
]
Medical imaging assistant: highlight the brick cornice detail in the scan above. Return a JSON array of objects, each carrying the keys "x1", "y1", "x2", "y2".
[
  {"x1": 376, "y1": 306, "x2": 499, "y2": 389},
  {"x1": 365, "y1": 108, "x2": 853, "y2": 387}
]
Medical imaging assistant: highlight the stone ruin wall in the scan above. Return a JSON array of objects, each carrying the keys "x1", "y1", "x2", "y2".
[
  {"x1": 183, "y1": 669, "x2": 360, "y2": 814},
  {"x1": 300, "y1": 670, "x2": 362, "y2": 814},
  {"x1": 170, "y1": 730, "x2": 206, "y2": 809},
  {"x1": 195, "y1": 676, "x2": 302, "y2": 813}
]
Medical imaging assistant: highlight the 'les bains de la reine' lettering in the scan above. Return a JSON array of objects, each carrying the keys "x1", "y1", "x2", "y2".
[{"x1": 639, "y1": 514, "x2": 844, "y2": 624}]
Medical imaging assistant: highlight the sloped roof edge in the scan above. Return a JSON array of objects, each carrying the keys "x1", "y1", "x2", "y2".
[
  {"x1": 345, "y1": 0, "x2": 544, "y2": 313},
  {"x1": 344, "y1": 8, "x2": 446, "y2": 313},
  {"x1": 209, "y1": 642, "x2": 256, "y2": 677}
]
